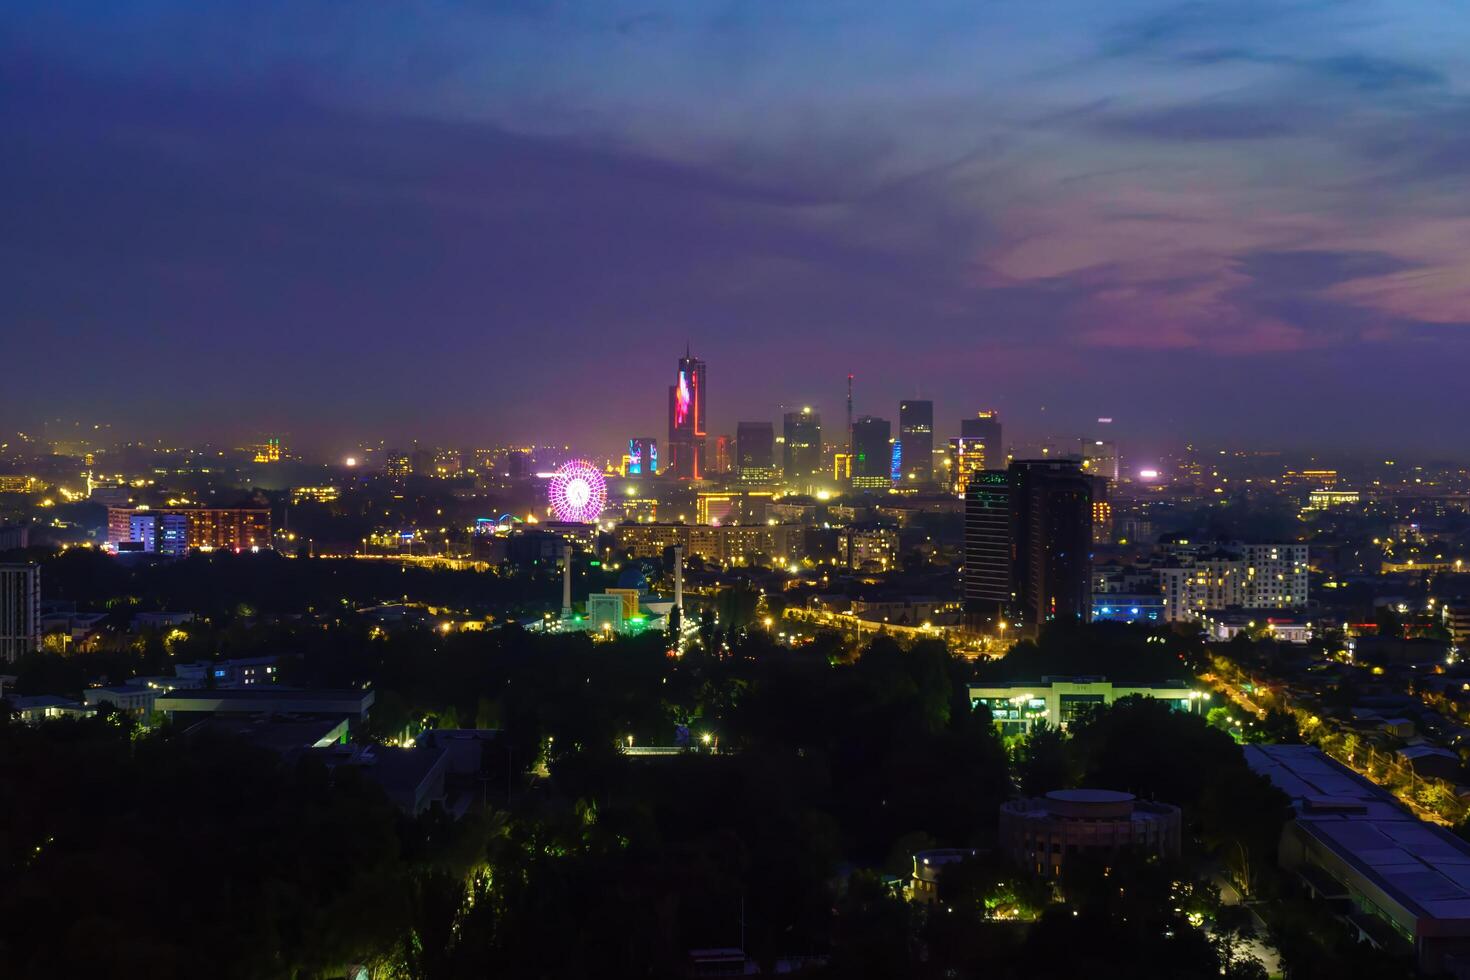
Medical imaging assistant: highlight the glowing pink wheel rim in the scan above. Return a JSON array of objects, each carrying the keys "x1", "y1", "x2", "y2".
[{"x1": 547, "y1": 460, "x2": 607, "y2": 523}]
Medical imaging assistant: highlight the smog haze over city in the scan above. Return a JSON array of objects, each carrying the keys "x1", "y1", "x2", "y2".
[{"x1": 6, "y1": 2, "x2": 1470, "y2": 457}]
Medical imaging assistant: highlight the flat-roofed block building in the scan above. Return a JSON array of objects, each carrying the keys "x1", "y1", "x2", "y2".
[
  {"x1": 614, "y1": 522, "x2": 803, "y2": 566},
  {"x1": 968, "y1": 676, "x2": 1203, "y2": 735},
  {"x1": 107, "y1": 506, "x2": 271, "y2": 553},
  {"x1": 1247, "y1": 743, "x2": 1470, "y2": 972},
  {"x1": 1000, "y1": 789, "x2": 1181, "y2": 876},
  {"x1": 156, "y1": 688, "x2": 375, "y2": 720}
]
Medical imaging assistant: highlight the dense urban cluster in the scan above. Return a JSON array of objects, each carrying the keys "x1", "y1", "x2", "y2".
[{"x1": 3, "y1": 373, "x2": 1470, "y2": 979}]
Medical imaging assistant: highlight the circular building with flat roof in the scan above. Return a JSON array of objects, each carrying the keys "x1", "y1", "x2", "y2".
[{"x1": 999, "y1": 789, "x2": 1181, "y2": 876}]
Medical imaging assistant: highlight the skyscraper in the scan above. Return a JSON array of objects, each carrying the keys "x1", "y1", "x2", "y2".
[
  {"x1": 952, "y1": 410, "x2": 1003, "y2": 494},
  {"x1": 963, "y1": 470, "x2": 1013, "y2": 629},
  {"x1": 961, "y1": 411, "x2": 1002, "y2": 459},
  {"x1": 667, "y1": 349, "x2": 707, "y2": 480},
  {"x1": 963, "y1": 460, "x2": 1093, "y2": 634},
  {"x1": 736, "y1": 421, "x2": 776, "y2": 480},
  {"x1": 851, "y1": 416, "x2": 892, "y2": 489},
  {"x1": 948, "y1": 438, "x2": 987, "y2": 495},
  {"x1": 899, "y1": 399, "x2": 934, "y2": 484},
  {"x1": 1010, "y1": 459, "x2": 1093, "y2": 629},
  {"x1": 0, "y1": 563, "x2": 41, "y2": 662},
  {"x1": 627, "y1": 438, "x2": 658, "y2": 476},
  {"x1": 782, "y1": 408, "x2": 822, "y2": 477}
]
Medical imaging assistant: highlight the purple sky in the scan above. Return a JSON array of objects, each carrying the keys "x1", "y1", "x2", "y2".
[{"x1": 4, "y1": 2, "x2": 1470, "y2": 459}]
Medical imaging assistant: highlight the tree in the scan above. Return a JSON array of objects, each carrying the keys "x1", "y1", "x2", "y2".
[{"x1": 1013, "y1": 722, "x2": 1077, "y2": 797}]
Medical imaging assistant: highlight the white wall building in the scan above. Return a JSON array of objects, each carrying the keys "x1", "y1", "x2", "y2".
[
  {"x1": 0, "y1": 564, "x2": 41, "y2": 662},
  {"x1": 1156, "y1": 543, "x2": 1308, "y2": 623}
]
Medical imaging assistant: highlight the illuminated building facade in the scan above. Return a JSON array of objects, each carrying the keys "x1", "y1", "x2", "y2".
[
  {"x1": 1305, "y1": 489, "x2": 1359, "y2": 512},
  {"x1": 948, "y1": 437, "x2": 989, "y2": 495},
  {"x1": 1155, "y1": 543, "x2": 1308, "y2": 622},
  {"x1": 0, "y1": 563, "x2": 41, "y2": 662},
  {"x1": 971, "y1": 678, "x2": 1201, "y2": 735},
  {"x1": 614, "y1": 522, "x2": 802, "y2": 566},
  {"x1": 696, "y1": 490, "x2": 773, "y2": 526},
  {"x1": 899, "y1": 400, "x2": 933, "y2": 484},
  {"x1": 107, "y1": 506, "x2": 272, "y2": 554},
  {"x1": 627, "y1": 438, "x2": 658, "y2": 476},
  {"x1": 386, "y1": 452, "x2": 411, "y2": 479},
  {"x1": 736, "y1": 421, "x2": 776, "y2": 481},
  {"x1": 709, "y1": 436, "x2": 730, "y2": 475},
  {"x1": 850, "y1": 416, "x2": 892, "y2": 489},
  {"x1": 667, "y1": 350, "x2": 707, "y2": 480},
  {"x1": 1081, "y1": 439, "x2": 1120, "y2": 483},
  {"x1": 1243, "y1": 543, "x2": 1310, "y2": 609},
  {"x1": 782, "y1": 409, "x2": 821, "y2": 477},
  {"x1": 1283, "y1": 469, "x2": 1339, "y2": 488},
  {"x1": 845, "y1": 525, "x2": 900, "y2": 571},
  {"x1": 291, "y1": 486, "x2": 340, "y2": 504},
  {"x1": 1090, "y1": 475, "x2": 1113, "y2": 545},
  {"x1": 249, "y1": 437, "x2": 282, "y2": 464}
]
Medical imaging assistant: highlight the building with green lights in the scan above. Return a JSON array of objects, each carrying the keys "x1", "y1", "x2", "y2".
[{"x1": 968, "y1": 676, "x2": 1204, "y2": 734}]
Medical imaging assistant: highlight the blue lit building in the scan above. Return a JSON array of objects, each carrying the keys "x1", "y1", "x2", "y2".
[{"x1": 1091, "y1": 593, "x2": 1166, "y2": 623}]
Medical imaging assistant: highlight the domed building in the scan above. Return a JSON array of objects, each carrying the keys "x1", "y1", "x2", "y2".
[{"x1": 999, "y1": 789, "x2": 1181, "y2": 876}]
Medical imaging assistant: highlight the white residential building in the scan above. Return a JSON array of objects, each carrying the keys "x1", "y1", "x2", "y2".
[
  {"x1": 0, "y1": 564, "x2": 41, "y2": 662},
  {"x1": 1157, "y1": 543, "x2": 1308, "y2": 623}
]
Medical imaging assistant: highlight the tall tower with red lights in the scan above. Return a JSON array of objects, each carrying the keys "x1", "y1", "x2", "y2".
[{"x1": 667, "y1": 346, "x2": 707, "y2": 480}]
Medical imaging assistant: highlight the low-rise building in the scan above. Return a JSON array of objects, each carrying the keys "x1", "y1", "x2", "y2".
[
  {"x1": 311, "y1": 744, "x2": 450, "y2": 815},
  {"x1": 1091, "y1": 593, "x2": 1167, "y2": 623},
  {"x1": 1197, "y1": 608, "x2": 1312, "y2": 644},
  {"x1": 4, "y1": 694, "x2": 91, "y2": 723},
  {"x1": 84, "y1": 685, "x2": 157, "y2": 719},
  {"x1": 910, "y1": 848, "x2": 981, "y2": 905},
  {"x1": 999, "y1": 789, "x2": 1182, "y2": 876},
  {"x1": 155, "y1": 688, "x2": 375, "y2": 720},
  {"x1": 968, "y1": 677, "x2": 1204, "y2": 735},
  {"x1": 1246, "y1": 743, "x2": 1470, "y2": 972},
  {"x1": 174, "y1": 656, "x2": 280, "y2": 689}
]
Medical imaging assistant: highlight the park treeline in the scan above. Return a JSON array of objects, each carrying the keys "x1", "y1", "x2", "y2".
[{"x1": 0, "y1": 604, "x2": 1419, "y2": 978}]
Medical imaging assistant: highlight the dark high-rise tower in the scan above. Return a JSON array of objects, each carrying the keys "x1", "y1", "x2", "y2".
[
  {"x1": 964, "y1": 459, "x2": 1092, "y2": 633},
  {"x1": 736, "y1": 421, "x2": 776, "y2": 480},
  {"x1": 953, "y1": 410, "x2": 1003, "y2": 493},
  {"x1": 963, "y1": 471, "x2": 1013, "y2": 629},
  {"x1": 851, "y1": 415, "x2": 892, "y2": 489},
  {"x1": 782, "y1": 409, "x2": 822, "y2": 477},
  {"x1": 899, "y1": 399, "x2": 934, "y2": 484},
  {"x1": 1009, "y1": 459, "x2": 1092, "y2": 629},
  {"x1": 960, "y1": 411, "x2": 1002, "y2": 459},
  {"x1": 667, "y1": 348, "x2": 707, "y2": 480}
]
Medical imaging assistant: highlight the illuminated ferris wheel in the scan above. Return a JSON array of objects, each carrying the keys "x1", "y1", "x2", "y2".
[{"x1": 547, "y1": 459, "x2": 607, "y2": 523}]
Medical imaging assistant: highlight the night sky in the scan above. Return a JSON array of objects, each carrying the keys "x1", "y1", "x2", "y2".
[{"x1": 5, "y1": 2, "x2": 1469, "y2": 457}]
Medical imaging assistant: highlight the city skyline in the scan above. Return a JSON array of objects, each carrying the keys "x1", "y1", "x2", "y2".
[
  {"x1": 6, "y1": 3, "x2": 1470, "y2": 454},
  {"x1": 9, "y1": 8, "x2": 1470, "y2": 978}
]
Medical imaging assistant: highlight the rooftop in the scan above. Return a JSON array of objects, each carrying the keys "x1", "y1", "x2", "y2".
[{"x1": 1246, "y1": 743, "x2": 1470, "y2": 926}]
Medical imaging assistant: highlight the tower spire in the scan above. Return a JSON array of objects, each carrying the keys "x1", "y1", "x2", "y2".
[{"x1": 846, "y1": 373, "x2": 854, "y2": 455}]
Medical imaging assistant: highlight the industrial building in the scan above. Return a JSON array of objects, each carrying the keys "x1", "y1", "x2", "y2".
[{"x1": 1247, "y1": 743, "x2": 1470, "y2": 973}]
